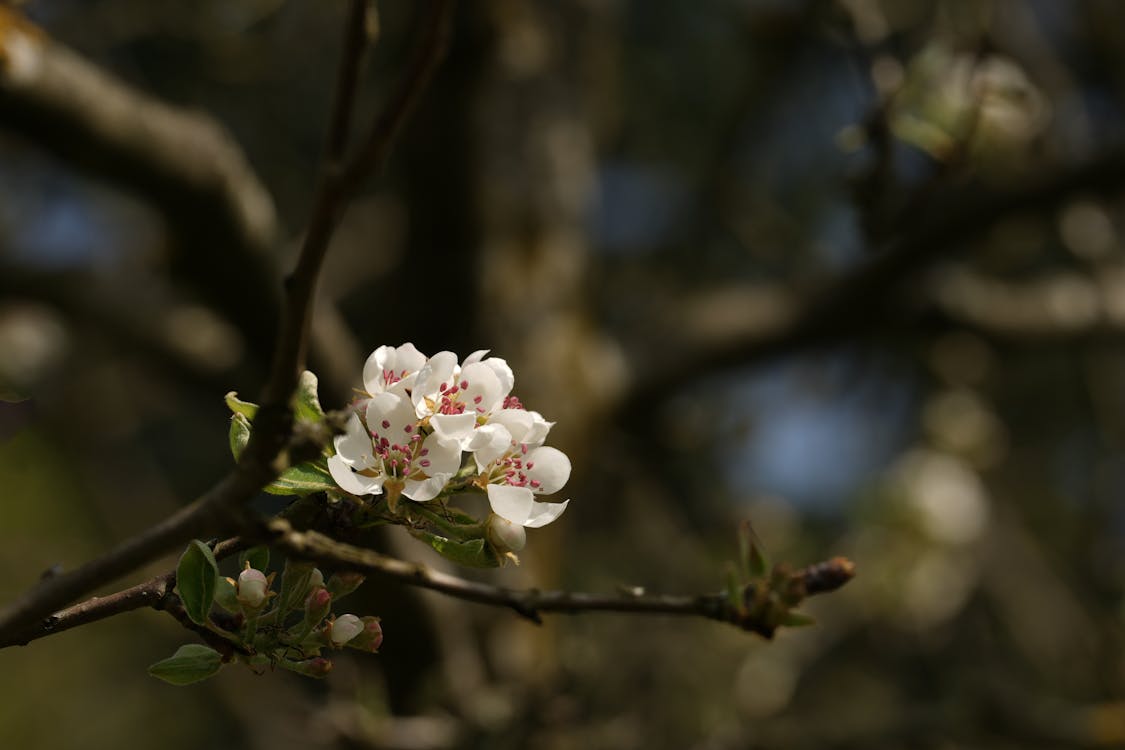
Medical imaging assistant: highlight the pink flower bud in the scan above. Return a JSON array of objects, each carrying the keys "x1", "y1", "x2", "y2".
[
  {"x1": 487, "y1": 514, "x2": 526, "y2": 553},
  {"x1": 286, "y1": 656, "x2": 333, "y2": 678},
  {"x1": 304, "y1": 586, "x2": 332, "y2": 624},
  {"x1": 329, "y1": 614, "x2": 364, "y2": 646},
  {"x1": 347, "y1": 616, "x2": 383, "y2": 652},
  {"x1": 236, "y1": 567, "x2": 270, "y2": 610}
]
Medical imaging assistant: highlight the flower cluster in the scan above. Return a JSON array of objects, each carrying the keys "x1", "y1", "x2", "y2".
[{"x1": 328, "y1": 343, "x2": 571, "y2": 549}]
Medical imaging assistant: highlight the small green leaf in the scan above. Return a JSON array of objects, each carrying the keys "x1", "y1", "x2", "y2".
[
  {"x1": 725, "y1": 563, "x2": 743, "y2": 613},
  {"x1": 214, "y1": 575, "x2": 239, "y2": 613},
  {"x1": 410, "y1": 531, "x2": 500, "y2": 568},
  {"x1": 148, "y1": 644, "x2": 223, "y2": 686},
  {"x1": 239, "y1": 545, "x2": 270, "y2": 573},
  {"x1": 277, "y1": 559, "x2": 318, "y2": 615},
  {"x1": 293, "y1": 370, "x2": 325, "y2": 422},
  {"x1": 408, "y1": 503, "x2": 483, "y2": 541},
  {"x1": 265, "y1": 458, "x2": 337, "y2": 496},
  {"x1": 228, "y1": 413, "x2": 252, "y2": 461},
  {"x1": 780, "y1": 611, "x2": 816, "y2": 628},
  {"x1": 738, "y1": 521, "x2": 769, "y2": 579},
  {"x1": 224, "y1": 392, "x2": 259, "y2": 420},
  {"x1": 176, "y1": 540, "x2": 219, "y2": 626}
]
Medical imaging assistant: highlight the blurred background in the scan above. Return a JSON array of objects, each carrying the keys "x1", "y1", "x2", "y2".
[{"x1": 3, "y1": 0, "x2": 1125, "y2": 747}]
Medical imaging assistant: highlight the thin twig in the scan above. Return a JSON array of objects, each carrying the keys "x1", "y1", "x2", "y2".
[{"x1": 268, "y1": 520, "x2": 855, "y2": 635}]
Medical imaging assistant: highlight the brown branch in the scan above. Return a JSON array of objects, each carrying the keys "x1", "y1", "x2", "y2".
[
  {"x1": 261, "y1": 0, "x2": 454, "y2": 407},
  {"x1": 267, "y1": 520, "x2": 854, "y2": 637},
  {"x1": 0, "y1": 537, "x2": 249, "y2": 648},
  {"x1": 0, "y1": 2, "x2": 455, "y2": 643},
  {"x1": 620, "y1": 148, "x2": 1125, "y2": 411},
  {"x1": 0, "y1": 7, "x2": 282, "y2": 362}
]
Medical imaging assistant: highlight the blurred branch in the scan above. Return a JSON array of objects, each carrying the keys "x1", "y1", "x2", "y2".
[
  {"x1": 268, "y1": 520, "x2": 855, "y2": 637},
  {"x1": 622, "y1": 148, "x2": 1125, "y2": 410},
  {"x1": 0, "y1": 7, "x2": 282, "y2": 360},
  {"x1": 0, "y1": 0, "x2": 455, "y2": 643},
  {"x1": 0, "y1": 8, "x2": 276, "y2": 251}
]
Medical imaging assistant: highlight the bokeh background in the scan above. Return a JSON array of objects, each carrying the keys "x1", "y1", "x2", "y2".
[{"x1": 3, "y1": 0, "x2": 1125, "y2": 747}]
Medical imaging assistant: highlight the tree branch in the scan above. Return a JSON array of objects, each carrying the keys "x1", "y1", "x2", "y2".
[
  {"x1": 621, "y1": 149, "x2": 1125, "y2": 410},
  {"x1": 267, "y1": 520, "x2": 855, "y2": 637}
]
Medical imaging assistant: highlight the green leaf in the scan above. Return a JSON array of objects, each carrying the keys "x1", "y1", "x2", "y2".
[
  {"x1": 224, "y1": 392, "x2": 259, "y2": 420},
  {"x1": 725, "y1": 563, "x2": 743, "y2": 614},
  {"x1": 293, "y1": 370, "x2": 325, "y2": 422},
  {"x1": 265, "y1": 458, "x2": 337, "y2": 496},
  {"x1": 408, "y1": 503, "x2": 483, "y2": 541},
  {"x1": 780, "y1": 611, "x2": 816, "y2": 628},
  {"x1": 277, "y1": 559, "x2": 318, "y2": 615},
  {"x1": 410, "y1": 531, "x2": 500, "y2": 568},
  {"x1": 213, "y1": 575, "x2": 239, "y2": 613},
  {"x1": 229, "y1": 413, "x2": 251, "y2": 461},
  {"x1": 738, "y1": 522, "x2": 769, "y2": 579},
  {"x1": 239, "y1": 545, "x2": 270, "y2": 573},
  {"x1": 176, "y1": 540, "x2": 219, "y2": 626},
  {"x1": 148, "y1": 644, "x2": 223, "y2": 686}
]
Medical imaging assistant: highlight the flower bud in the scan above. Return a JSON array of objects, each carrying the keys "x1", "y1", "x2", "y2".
[
  {"x1": 347, "y1": 616, "x2": 383, "y2": 652},
  {"x1": 236, "y1": 567, "x2": 270, "y2": 610},
  {"x1": 283, "y1": 656, "x2": 334, "y2": 678},
  {"x1": 304, "y1": 587, "x2": 332, "y2": 625},
  {"x1": 328, "y1": 614, "x2": 364, "y2": 646},
  {"x1": 486, "y1": 514, "x2": 526, "y2": 553}
]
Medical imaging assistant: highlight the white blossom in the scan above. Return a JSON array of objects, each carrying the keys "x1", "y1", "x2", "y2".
[
  {"x1": 327, "y1": 393, "x2": 461, "y2": 502},
  {"x1": 362, "y1": 343, "x2": 427, "y2": 396}
]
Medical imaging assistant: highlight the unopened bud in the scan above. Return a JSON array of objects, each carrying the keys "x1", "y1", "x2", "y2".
[
  {"x1": 487, "y1": 514, "x2": 526, "y2": 553},
  {"x1": 328, "y1": 614, "x2": 364, "y2": 646},
  {"x1": 304, "y1": 587, "x2": 332, "y2": 624},
  {"x1": 347, "y1": 616, "x2": 383, "y2": 652},
  {"x1": 283, "y1": 656, "x2": 333, "y2": 678},
  {"x1": 236, "y1": 567, "x2": 270, "y2": 610}
]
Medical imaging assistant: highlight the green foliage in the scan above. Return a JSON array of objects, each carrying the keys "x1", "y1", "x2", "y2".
[
  {"x1": 410, "y1": 530, "x2": 501, "y2": 568},
  {"x1": 239, "y1": 545, "x2": 270, "y2": 573},
  {"x1": 148, "y1": 644, "x2": 224, "y2": 686},
  {"x1": 264, "y1": 457, "x2": 337, "y2": 496},
  {"x1": 175, "y1": 540, "x2": 218, "y2": 626}
]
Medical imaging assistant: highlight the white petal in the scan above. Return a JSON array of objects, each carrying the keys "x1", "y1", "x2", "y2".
[
  {"x1": 412, "y1": 350, "x2": 458, "y2": 416},
  {"x1": 430, "y1": 412, "x2": 478, "y2": 442},
  {"x1": 487, "y1": 484, "x2": 534, "y2": 525},
  {"x1": 524, "y1": 411, "x2": 554, "y2": 445},
  {"x1": 458, "y1": 362, "x2": 503, "y2": 415},
  {"x1": 365, "y1": 392, "x2": 418, "y2": 447},
  {"x1": 482, "y1": 357, "x2": 514, "y2": 397},
  {"x1": 526, "y1": 446, "x2": 571, "y2": 495},
  {"x1": 403, "y1": 473, "x2": 451, "y2": 502},
  {"x1": 329, "y1": 454, "x2": 385, "y2": 496},
  {"x1": 416, "y1": 433, "x2": 462, "y2": 477},
  {"x1": 462, "y1": 349, "x2": 489, "y2": 366},
  {"x1": 523, "y1": 499, "x2": 569, "y2": 528},
  {"x1": 334, "y1": 414, "x2": 376, "y2": 468},
  {"x1": 362, "y1": 345, "x2": 396, "y2": 394},
  {"x1": 491, "y1": 409, "x2": 534, "y2": 444},
  {"x1": 467, "y1": 423, "x2": 512, "y2": 471}
]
